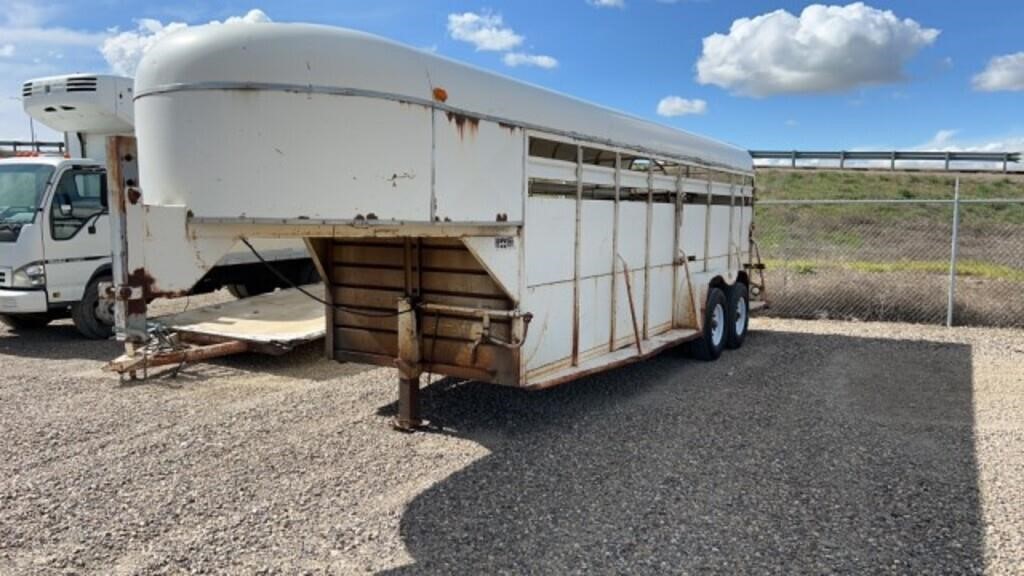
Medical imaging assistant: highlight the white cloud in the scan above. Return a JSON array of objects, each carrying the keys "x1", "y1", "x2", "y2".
[
  {"x1": 100, "y1": 9, "x2": 271, "y2": 77},
  {"x1": 696, "y1": 3, "x2": 940, "y2": 97},
  {"x1": 972, "y1": 52, "x2": 1024, "y2": 92},
  {"x1": 588, "y1": 0, "x2": 626, "y2": 7},
  {"x1": 0, "y1": 44, "x2": 14, "y2": 57},
  {"x1": 656, "y1": 96, "x2": 707, "y2": 116},
  {"x1": 0, "y1": 0, "x2": 105, "y2": 48},
  {"x1": 503, "y1": 52, "x2": 558, "y2": 69},
  {"x1": 918, "y1": 130, "x2": 1022, "y2": 153},
  {"x1": 447, "y1": 11, "x2": 558, "y2": 71},
  {"x1": 447, "y1": 12, "x2": 523, "y2": 52}
]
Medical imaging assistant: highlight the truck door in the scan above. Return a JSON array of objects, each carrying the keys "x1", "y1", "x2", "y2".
[{"x1": 41, "y1": 167, "x2": 111, "y2": 305}]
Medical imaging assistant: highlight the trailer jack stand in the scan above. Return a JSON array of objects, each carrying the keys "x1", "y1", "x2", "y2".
[
  {"x1": 393, "y1": 297, "x2": 426, "y2": 432},
  {"x1": 394, "y1": 376, "x2": 423, "y2": 432}
]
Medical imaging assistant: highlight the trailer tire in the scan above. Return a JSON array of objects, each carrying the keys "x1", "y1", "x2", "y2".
[
  {"x1": 71, "y1": 275, "x2": 114, "y2": 340},
  {"x1": 0, "y1": 313, "x2": 52, "y2": 331},
  {"x1": 726, "y1": 282, "x2": 749, "y2": 349},
  {"x1": 298, "y1": 261, "x2": 320, "y2": 285},
  {"x1": 688, "y1": 287, "x2": 727, "y2": 361}
]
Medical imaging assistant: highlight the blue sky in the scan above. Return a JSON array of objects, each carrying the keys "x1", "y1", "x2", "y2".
[{"x1": 1, "y1": 0, "x2": 1022, "y2": 154}]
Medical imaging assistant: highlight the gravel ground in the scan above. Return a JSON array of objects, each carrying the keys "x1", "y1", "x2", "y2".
[{"x1": 0, "y1": 307, "x2": 1021, "y2": 574}]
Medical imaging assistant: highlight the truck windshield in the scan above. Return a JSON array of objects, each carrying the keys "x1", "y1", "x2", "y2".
[{"x1": 0, "y1": 164, "x2": 54, "y2": 242}]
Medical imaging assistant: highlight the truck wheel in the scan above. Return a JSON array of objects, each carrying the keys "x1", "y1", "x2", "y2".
[
  {"x1": 688, "y1": 287, "x2": 727, "y2": 361},
  {"x1": 298, "y1": 261, "x2": 320, "y2": 285},
  {"x1": 0, "y1": 313, "x2": 52, "y2": 331},
  {"x1": 227, "y1": 280, "x2": 273, "y2": 299},
  {"x1": 71, "y1": 275, "x2": 114, "y2": 340},
  {"x1": 226, "y1": 284, "x2": 250, "y2": 299},
  {"x1": 726, "y1": 282, "x2": 749, "y2": 350}
]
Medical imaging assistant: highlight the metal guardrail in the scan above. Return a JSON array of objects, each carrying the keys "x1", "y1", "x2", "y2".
[{"x1": 751, "y1": 149, "x2": 1021, "y2": 173}]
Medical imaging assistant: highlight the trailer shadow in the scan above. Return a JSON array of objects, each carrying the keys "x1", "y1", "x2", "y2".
[
  {"x1": 0, "y1": 321, "x2": 120, "y2": 361},
  {"x1": 384, "y1": 329, "x2": 984, "y2": 574}
]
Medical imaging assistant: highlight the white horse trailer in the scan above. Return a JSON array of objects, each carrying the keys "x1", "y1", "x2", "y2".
[{"x1": 112, "y1": 23, "x2": 764, "y2": 427}]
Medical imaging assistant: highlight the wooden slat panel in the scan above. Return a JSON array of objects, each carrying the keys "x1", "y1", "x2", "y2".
[
  {"x1": 335, "y1": 327, "x2": 397, "y2": 355},
  {"x1": 333, "y1": 286, "x2": 405, "y2": 309},
  {"x1": 419, "y1": 248, "x2": 486, "y2": 272},
  {"x1": 333, "y1": 310, "x2": 398, "y2": 333},
  {"x1": 331, "y1": 266, "x2": 406, "y2": 289},
  {"x1": 421, "y1": 292, "x2": 511, "y2": 311},
  {"x1": 420, "y1": 338, "x2": 505, "y2": 371},
  {"x1": 421, "y1": 270, "x2": 506, "y2": 297},
  {"x1": 419, "y1": 314, "x2": 511, "y2": 342},
  {"x1": 333, "y1": 245, "x2": 405, "y2": 266}
]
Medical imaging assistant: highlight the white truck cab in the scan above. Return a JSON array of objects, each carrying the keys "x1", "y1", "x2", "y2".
[
  {"x1": 1, "y1": 74, "x2": 316, "y2": 338},
  {"x1": 0, "y1": 156, "x2": 111, "y2": 335}
]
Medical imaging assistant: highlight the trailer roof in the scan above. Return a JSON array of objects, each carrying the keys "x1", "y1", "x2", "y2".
[{"x1": 135, "y1": 23, "x2": 752, "y2": 173}]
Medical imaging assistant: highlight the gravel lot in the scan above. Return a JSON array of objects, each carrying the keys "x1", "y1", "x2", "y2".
[{"x1": 0, "y1": 307, "x2": 1022, "y2": 574}]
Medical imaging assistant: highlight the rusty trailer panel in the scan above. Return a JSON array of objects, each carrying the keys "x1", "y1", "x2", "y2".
[{"x1": 328, "y1": 238, "x2": 519, "y2": 386}]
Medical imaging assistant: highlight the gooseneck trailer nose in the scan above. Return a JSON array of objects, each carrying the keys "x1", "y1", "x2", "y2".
[{"x1": 112, "y1": 22, "x2": 762, "y2": 427}]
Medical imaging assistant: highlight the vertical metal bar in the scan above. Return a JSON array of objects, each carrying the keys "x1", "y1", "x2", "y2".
[
  {"x1": 618, "y1": 257, "x2": 643, "y2": 355},
  {"x1": 429, "y1": 106, "x2": 437, "y2": 221},
  {"x1": 403, "y1": 238, "x2": 413, "y2": 296},
  {"x1": 704, "y1": 174, "x2": 712, "y2": 272},
  {"x1": 572, "y1": 145, "x2": 583, "y2": 366},
  {"x1": 609, "y1": 152, "x2": 621, "y2": 352},
  {"x1": 891, "y1": 151, "x2": 896, "y2": 171},
  {"x1": 303, "y1": 238, "x2": 334, "y2": 358},
  {"x1": 671, "y1": 172, "x2": 683, "y2": 327},
  {"x1": 791, "y1": 150, "x2": 796, "y2": 169},
  {"x1": 395, "y1": 297, "x2": 422, "y2": 430},
  {"x1": 643, "y1": 160, "x2": 653, "y2": 340},
  {"x1": 1004, "y1": 153, "x2": 1010, "y2": 174},
  {"x1": 728, "y1": 179, "x2": 736, "y2": 277},
  {"x1": 947, "y1": 178, "x2": 961, "y2": 327},
  {"x1": 106, "y1": 136, "x2": 146, "y2": 346},
  {"x1": 944, "y1": 151, "x2": 951, "y2": 172},
  {"x1": 839, "y1": 150, "x2": 846, "y2": 170},
  {"x1": 518, "y1": 131, "x2": 528, "y2": 385}
]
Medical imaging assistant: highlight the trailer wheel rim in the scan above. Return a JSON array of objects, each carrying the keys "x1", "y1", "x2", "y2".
[
  {"x1": 735, "y1": 296, "x2": 748, "y2": 337},
  {"x1": 95, "y1": 299, "x2": 115, "y2": 326},
  {"x1": 711, "y1": 302, "x2": 725, "y2": 347}
]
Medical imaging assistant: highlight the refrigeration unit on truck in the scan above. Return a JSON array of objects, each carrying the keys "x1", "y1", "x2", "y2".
[
  {"x1": 0, "y1": 74, "x2": 317, "y2": 338},
  {"x1": 109, "y1": 23, "x2": 766, "y2": 427}
]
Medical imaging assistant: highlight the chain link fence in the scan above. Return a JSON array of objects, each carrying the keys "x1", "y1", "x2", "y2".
[{"x1": 754, "y1": 170, "x2": 1024, "y2": 328}]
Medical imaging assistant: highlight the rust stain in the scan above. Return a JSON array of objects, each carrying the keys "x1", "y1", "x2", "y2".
[
  {"x1": 126, "y1": 267, "x2": 189, "y2": 306},
  {"x1": 445, "y1": 111, "x2": 479, "y2": 140},
  {"x1": 127, "y1": 187, "x2": 141, "y2": 205},
  {"x1": 432, "y1": 87, "x2": 448, "y2": 103},
  {"x1": 498, "y1": 121, "x2": 519, "y2": 133}
]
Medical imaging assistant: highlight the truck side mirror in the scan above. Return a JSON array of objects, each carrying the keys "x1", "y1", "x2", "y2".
[{"x1": 55, "y1": 194, "x2": 72, "y2": 217}]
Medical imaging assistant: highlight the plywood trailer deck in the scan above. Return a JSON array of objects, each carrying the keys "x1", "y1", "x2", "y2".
[{"x1": 109, "y1": 22, "x2": 764, "y2": 428}]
